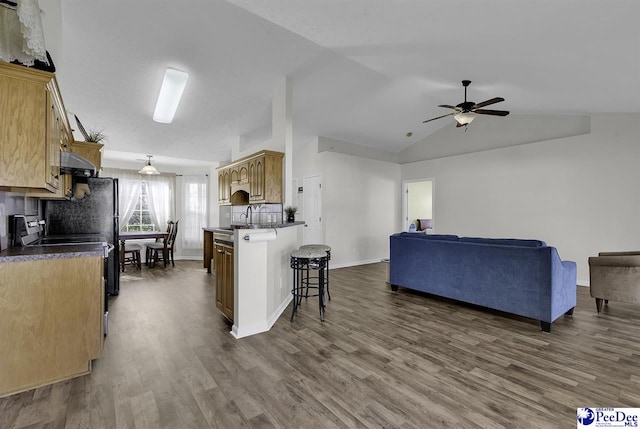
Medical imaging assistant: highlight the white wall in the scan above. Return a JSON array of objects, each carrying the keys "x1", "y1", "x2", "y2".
[
  {"x1": 294, "y1": 138, "x2": 402, "y2": 267},
  {"x1": 402, "y1": 113, "x2": 640, "y2": 285}
]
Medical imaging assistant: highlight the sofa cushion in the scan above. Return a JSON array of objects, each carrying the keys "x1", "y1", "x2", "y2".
[
  {"x1": 396, "y1": 232, "x2": 459, "y2": 241},
  {"x1": 459, "y1": 237, "x2": 546, "y2": 247}
]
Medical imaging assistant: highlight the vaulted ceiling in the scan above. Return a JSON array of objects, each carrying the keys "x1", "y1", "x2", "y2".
[{"x1": 46, "y1": 0, "x2": 640, "y2": 168}]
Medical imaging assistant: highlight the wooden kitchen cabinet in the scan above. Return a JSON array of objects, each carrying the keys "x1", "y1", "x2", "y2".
[
  {"x1": 0, "y1": 62, "x2": 71, "y2": 193},
  {"x1": 230, "y1": 161, "x2": 248, "y2": 184},
  {"x1": 214, "y1": 242, "x2": 234, "y2": 322},
  {"x1": 217, "y1": 150, "x2": 283, "y2": 205},
  {"x1": 0, "y1": 255, "x2": 104, "y2": 397},
  {"x1": 218, "y1": 170, "x2": 230, "y2": 204},
  {"x1": 70, "y1": 140, "x2": 103, "y2": 172}
]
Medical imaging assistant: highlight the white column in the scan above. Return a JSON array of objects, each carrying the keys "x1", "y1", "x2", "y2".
[{"x1": 272, "y1": 77, "x2": 293, "y2": 206}]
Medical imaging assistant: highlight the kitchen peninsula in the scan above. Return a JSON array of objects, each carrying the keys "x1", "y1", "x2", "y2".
[{"x1": 204, "y1": 221, "x2": 304, "y2": 339}]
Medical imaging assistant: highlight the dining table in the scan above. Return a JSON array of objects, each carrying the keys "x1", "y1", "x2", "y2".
[{"x1": 119, "y1": 231, "x2": 170, "y2": 267}]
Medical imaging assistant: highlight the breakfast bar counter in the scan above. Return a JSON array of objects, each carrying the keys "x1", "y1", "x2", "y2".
[{"x1": 203, "y1": 222, "x2": 305, "y2": 339}]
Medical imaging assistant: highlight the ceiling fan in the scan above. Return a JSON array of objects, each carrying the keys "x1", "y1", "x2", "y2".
[{"x1": 422, "y1": 80, "x2": 509, "y2": 128}]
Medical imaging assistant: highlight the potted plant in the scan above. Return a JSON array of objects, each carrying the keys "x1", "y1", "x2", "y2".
[
  {"x1": 74, "y1": 114, "x2": 107, "y2": 143},
  {"x1": 284, "y1": 206, "x2": 297, "y2": 223},
  {"x1": 86, "y1": 129, "x2": 107, "y2": 144}
]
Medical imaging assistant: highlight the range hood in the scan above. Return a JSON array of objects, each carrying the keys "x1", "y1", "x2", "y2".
[
  {"x1": 230, "y1": 182, "x2": 249, "y2": 205},
  {"x1": 60, "y1": 151, "x2": 96, "y2": 177}
]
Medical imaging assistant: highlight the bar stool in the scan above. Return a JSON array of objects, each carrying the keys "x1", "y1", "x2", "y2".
[
  {"x1": 290, "y1": 249, "x2": 329, "y2": 322},
  {"x1": 299, "y1": 244, "x2": 331, "y2": 301}
]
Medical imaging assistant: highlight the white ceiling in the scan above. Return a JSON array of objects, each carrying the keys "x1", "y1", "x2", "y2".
[{"x1": 47, "y1": 0, "x2": 640, "y2": 168}]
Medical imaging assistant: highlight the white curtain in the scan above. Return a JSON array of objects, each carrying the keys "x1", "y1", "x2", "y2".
[
  {"x1": 180, "y1": 175, "x2": 208, "y2": 249},
  {"x1": 146, "y1": 174, "x2": 175, "y2": 230},
  {"x1": 102, "y1": 168, "x2": 141, "y2": 228}
]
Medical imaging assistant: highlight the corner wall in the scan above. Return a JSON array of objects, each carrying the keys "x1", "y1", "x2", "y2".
[{"x1": 294, "y1": 138, "x2": 402, "y2": 268}]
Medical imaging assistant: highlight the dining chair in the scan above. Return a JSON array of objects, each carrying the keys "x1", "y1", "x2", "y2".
[
  {"x1": 121, "y1": 243, "x2": 142, "y2": 271},
  {"x1": 148, "y1": 220, "x2": 179, "y2": 268}
]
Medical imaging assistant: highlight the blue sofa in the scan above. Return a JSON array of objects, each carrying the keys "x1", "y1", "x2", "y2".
[{"x1": 389, "y1": 233, "x2": 577, "y2": 332}]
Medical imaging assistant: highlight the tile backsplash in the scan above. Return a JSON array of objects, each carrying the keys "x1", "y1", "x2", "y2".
[{"x1": 231, "y1": 203, "x2": 283, "y2": 225}]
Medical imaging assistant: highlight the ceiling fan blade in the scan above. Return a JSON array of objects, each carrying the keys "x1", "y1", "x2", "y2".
[
  {"x1": 474, "y1": 109, "x2": 510, "y2": 117},
  {"x1": 437, "y1": 104, "x2": 459, "y2": 110},
  {"x1": 422, "y1": 112, "x2": 455, "y2": 123},
  {"x1": 473, "y1": 97, "x2": 505, "y2": 109}
]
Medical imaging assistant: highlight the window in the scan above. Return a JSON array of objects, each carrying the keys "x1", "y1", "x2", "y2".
[
  {"x1": 124, "y1": 181, "x2": 156, "y2": 231},
  {"x1": 180, "y1": 175, "x2": 208, "y2": 249}
]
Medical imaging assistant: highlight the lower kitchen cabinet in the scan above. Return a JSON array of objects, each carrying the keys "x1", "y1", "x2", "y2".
[
  {"x1": 214, "y1": 242, "x2": 234, "y2": 322},
  {"x1": 0, "y1": 255, "x2": 103, "y2": 398}
]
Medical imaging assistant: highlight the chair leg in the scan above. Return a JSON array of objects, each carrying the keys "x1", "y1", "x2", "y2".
[{"x1": 595, "y1": 298, "x2": 603, "y2": 313}]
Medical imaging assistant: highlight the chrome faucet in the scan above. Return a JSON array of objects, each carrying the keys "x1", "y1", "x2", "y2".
[{"x1": 240, "y1": 205, "x2": 253, "y2": 224}]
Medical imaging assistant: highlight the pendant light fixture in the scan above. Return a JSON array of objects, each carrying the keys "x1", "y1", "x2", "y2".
[{"x1": 138, "y1": 155, "x2": 160, "y2": 175}]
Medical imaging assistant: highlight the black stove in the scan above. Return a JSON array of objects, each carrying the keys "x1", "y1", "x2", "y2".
[{"x1": 27, "y1": 234, "x2": 107, "y2": 247}]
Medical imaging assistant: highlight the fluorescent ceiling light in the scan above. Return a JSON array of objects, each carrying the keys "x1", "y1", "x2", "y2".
[
  {"x1": 138, "y1": 155, "x2": 160, "y2": 175},
  {"x1": 454, "y1": 111, "x2": 476, "y2": 125},
  {"x1": 152, "y1": 68, "x2": 189, "y2": 123}
]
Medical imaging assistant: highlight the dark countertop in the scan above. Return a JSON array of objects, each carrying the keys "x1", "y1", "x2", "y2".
[
  {"x1": 0, "y1": 243, "x2": 106, "y2": 263},
  {"x1": 203, "y1": 221, "x2": 305, "y2": 232}
]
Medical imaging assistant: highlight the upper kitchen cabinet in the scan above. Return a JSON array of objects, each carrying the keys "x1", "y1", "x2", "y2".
[
  {"x1": 0, "y1": 62, "x2": 72, "y2": 193},
  {"x1": 70, "y1": 140, "x2": 103, "y2": 172},
  {"x1": 218, "y1": 170, "x2": 230, "y2": 204},
  {"x1": 217, "y1": 150, "x2": 283, "y2": 205}
]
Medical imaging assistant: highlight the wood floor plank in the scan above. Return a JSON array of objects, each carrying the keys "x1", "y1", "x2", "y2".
[{"x1": 4, "y1": 261, "x2": 640, "y2": 428}]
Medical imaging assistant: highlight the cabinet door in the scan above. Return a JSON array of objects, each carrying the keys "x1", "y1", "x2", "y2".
[
  {"x1": 0, "y1": 66, "x2": 48, "y2": 190},
  {"x1": 249, "y1": 157, "x2": 264, "y2": 201},
  {"x1": 218, "y1": 170, "x2": 231, "y2": 204},
  {"x1": 214, "y1": 243, "x2": 225, "y2": 311},
  {"x1": 223, "y1": 246, "x2": 234, "y2": 321},
  {"x1": 237, "y1": 162, "x2": 248, "y2": 183}
]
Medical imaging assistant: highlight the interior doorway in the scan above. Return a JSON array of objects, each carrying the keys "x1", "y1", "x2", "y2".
[{"x1": 402, "y1": 179, "x2": 434, "y2": 232}]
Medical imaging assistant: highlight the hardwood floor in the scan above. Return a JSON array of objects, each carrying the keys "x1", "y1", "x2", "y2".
[{"x1": 1, "y1": 261, "x2": 640, "y2": 428}]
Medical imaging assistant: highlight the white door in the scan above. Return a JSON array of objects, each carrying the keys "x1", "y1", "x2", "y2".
[{"x1": 303, "y1": 174, "x2": 322, "y2": 244}]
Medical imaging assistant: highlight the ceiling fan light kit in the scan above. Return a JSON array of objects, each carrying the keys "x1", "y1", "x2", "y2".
[
  {"x1": 454, "y1": 111, "x2": 476, "y2": 125},
  {"x1": 423, "y1": 80, "x2": 509, "y2": 128},
  {"x1": 138, "y1": 155, "x2": 160, "y2": 175}
]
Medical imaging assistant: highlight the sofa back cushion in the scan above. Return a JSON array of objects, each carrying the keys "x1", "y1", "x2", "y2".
[
  {"x1": 459, "y1": 237, "x2": 546, "y2": 247},
  {"x1": 395, "y1": 232, "x2": 459, "y2": 241}
]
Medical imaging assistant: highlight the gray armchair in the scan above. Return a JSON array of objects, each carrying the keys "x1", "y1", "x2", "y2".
[{"x1": 589, "y1": 251, "x2": 640, "y2": 313}]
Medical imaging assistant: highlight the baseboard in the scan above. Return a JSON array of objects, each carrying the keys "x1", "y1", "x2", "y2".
[
  {"x1": 230, "y1": 321, "x2": 269, "y2": 339},
  {"x1": 268, "y1": 294, "x2": 293, "y2": 328},
  {"x1": 173, "y1": 256, "x2": 203, "y2": 261},
  {"x1": 331, "y1": 258, "x2": 384, "y2": 269}
]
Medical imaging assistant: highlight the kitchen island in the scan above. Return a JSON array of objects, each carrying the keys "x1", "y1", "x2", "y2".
[
  {"x1": 203, "y1": 222, "x2": 304, "y2": 338},
  {"x1": 0, "y1": 245, "x2": 105, "y2": 397}
]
